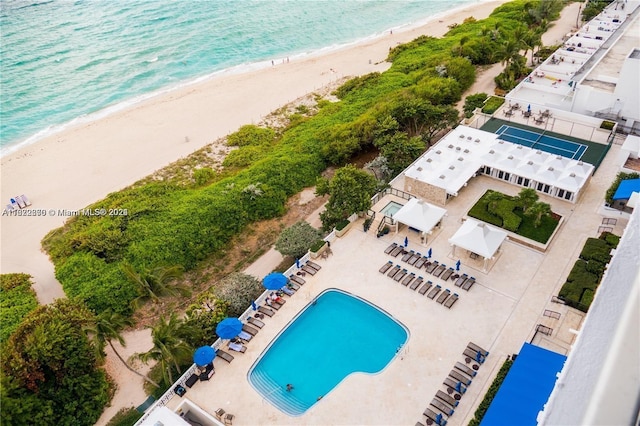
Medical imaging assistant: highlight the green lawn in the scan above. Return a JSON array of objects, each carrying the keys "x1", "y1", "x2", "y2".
[{"x1": 468, "y1": 190, "x2": 560, "y2": 244}]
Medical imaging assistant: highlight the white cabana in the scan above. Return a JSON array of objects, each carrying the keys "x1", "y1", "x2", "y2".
[
  {"x1": 448, "y1": 218, "x2": 508, "y2": 272},
  {"x1": 392, "y1": 197, "x2": 446, "y2": 244}
]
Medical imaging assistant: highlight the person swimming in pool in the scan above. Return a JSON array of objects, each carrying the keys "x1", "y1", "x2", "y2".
[{"x1": 286, "y1": 384, "x2": 294, "y2": 392}]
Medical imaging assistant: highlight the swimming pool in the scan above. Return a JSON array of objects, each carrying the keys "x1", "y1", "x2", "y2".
[
  {"x1": 247, "y1": 289, "x2": 408, "y2": 416},
  {"x1": 380, "y1": 200, "x2": 403, "y2": 217}
]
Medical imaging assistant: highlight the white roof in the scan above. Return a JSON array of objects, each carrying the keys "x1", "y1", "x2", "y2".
[
  {"x1": 448, "y1": 218, "x2": 508, "y2": 259},
  {"x1": 621, "y1": 134, "x2": 640, "y2": 155},
  {"x1": 404, "y1": 126, "x2": 594, "y2": 195},
  {"x1": 392, "y1": 197, "x2": 447, "y2": 234}
]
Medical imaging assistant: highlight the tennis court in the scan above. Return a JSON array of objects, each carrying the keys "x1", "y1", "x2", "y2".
[{"x1": 496, "y1": 125, "x2": 588, "y2": 160}]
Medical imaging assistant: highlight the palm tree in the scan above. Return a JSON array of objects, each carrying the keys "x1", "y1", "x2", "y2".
[
  {"x1": 92, "y1": 309, "x2": 160, "y2": 387},
  {"x1": 135, "y1": 314, "x2": 194, "y2": 385},
  {"x1": 517, "y1": 188, "x2": 539, "y2": 212},
  {"x1": 485, "y1": 191, "x2": 504, "y2": 214},
  {"x1": 123, "y1": 264, "x2": 190, "y2": 309},
  {"x1": 526, "y1": 201, "x2": 552, "y2": 227}
]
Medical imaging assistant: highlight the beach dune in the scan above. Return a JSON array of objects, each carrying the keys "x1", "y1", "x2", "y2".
[{"x1": 0, "y1": 1, "x2": 506, "y2": 304}]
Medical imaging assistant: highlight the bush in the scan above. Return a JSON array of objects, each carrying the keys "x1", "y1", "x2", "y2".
[
  {"x1": 310, "y1": 239, "x2": 327, "y2": 253},
  {"x1": 216, "y1": 273, "x2": 263, "y2": 318},
  {"x1": 481, "y1": 96, "x2": 505, "y2": 114},
  {"x1": 463, "y1": 93, "x2": 488, "y2": 118},
  {"x1": 600, "y1": 120, "x2": 615, "y2": 131},
  {"x1": 494, "y1": 199, "x2": 521, "y2": 231},
  {"x1": 469, "y1": 357, "x2": 514, "y2": 425},
  {"x1": 335, "y1": 219, "x2": 350, "y2": 231},
  {"x1": 275, "y1": 221, "x2": 324, "y2": 259},
  {"x1": 604, "y1": 171, "x2": 639, "y2": 204},
  {"x1": 193, "y1": 167, "x2": 215, "y2": 187},
  {"x1": 600, "y1": 231, "x2": 620, "y2": 248},
  {"x1": 226, "y1": 125, "x2": 275, "y2": 147},
  {"x1": 106, "y1": 408, "x2": 143, "y2": 426},
  {"x1": 0, "y1": 274, "x2": 38, "y2": 343}
]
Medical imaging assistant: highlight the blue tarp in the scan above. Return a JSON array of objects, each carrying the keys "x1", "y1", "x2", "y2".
[
  {"x1": 481, "y1": 343, "x2": 566, "y2": 426},
  {"x1": 613, "y1": 178, "x2": 640, "y2": 200}
]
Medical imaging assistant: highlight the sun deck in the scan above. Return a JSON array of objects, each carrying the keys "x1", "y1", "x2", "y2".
[{"x1": 144, "y1": 144, "x2": 627, "y2": 426}]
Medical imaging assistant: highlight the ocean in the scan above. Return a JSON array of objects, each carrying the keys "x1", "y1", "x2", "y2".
[{"x1": 0, "y1": 0, "x2": 476, "y2": 155}]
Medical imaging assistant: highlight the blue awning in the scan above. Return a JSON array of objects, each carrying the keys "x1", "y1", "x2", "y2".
[
  {"x1": 481, "y1": 343, "x2": 566, "y2": 426},
  {"x1": 613, "y1": 178, "x2": 640, "y2": 200}
]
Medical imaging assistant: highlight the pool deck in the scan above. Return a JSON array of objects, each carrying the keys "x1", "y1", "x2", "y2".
[{"x1": 165, "y1": 145, "x2": 626, "y2": 426}]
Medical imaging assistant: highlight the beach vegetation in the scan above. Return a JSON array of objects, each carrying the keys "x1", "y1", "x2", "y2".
[
  {"x1": 275, "y1": 221, "x2": 324, "y2": 259},
  {"x1": 226, "y1": 124, "x2": 275, "y2": 147},
  {"x1": 214, "y1": 272, "x2": 264, "y2": 318},
  {"x1": 106, "y1": 407, "x2": 143, "y2": 426},
  {"x1": 193, "y1": 167, "x2": 215, "y2": 187},
  {"x1": 122, "y1": 264, "x2": 190, "y2": 310},
  {"x1": 0, "y1": 300, "x2": 110, "y2": 426},
  {"x1": 463, "y1": 93, "x2": 488, "y2": 118},
  {"x1": 582, "y1": 0, "x2": 611, "y2": 22},
  {"x1": 183, "y1": 293, "x2": 228, "y2": 348},
  {"x1": 316, "y1": 165, "x2": 379, "y2": 231},
  {"x1": 0, "y1": 273, "x2": 38, "y2": 343}
]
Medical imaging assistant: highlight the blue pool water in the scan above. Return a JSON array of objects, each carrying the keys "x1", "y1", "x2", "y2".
[
  {"x1": 248, "y1": 289, "x2": 408, "y2": 416},
  {"x1": 381, "y1": 201, "x2": 404, "y2": 217}
]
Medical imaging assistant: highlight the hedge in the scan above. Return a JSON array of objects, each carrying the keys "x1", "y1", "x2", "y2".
[
  {"x1": 481, "y1": 96, "x2": 506, "y2": 115},
  {"x1": 0, "y1": 274, "x2": 39, "y2": 342}
]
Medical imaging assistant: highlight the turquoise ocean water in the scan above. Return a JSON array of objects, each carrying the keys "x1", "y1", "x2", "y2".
[{"x1": 1, "y1": 0, "x2": 476, "y2": 155}]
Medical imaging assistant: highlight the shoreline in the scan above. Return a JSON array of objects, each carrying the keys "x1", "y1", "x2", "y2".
[{"x1": 0, "y1": 0, "x2": 507, "y2": 305}]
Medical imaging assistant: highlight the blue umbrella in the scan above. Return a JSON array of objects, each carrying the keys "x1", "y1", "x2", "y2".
[
  {"x1": 263, "y1": 272, "x2": 287, "y2": 290},
  {"x1": 456, "y1": 260, "x2": 461, "y2": 271},
  {"x1": 193, "y1": 345, "x2": 215, "y2": 366},
  {"x1": 427, "y1": 248, "x2": 433, "y2": 258},
  {"x1": 455, "y1": 381, "x2": 463, "y2": 393},
  {"x1": 216, "y1": 317, "x2": 243, "y2": 339},
  {"x1": 527, "y1": 104, "x2": 531, "y2": 112},
  {"x1": 295, "y1": 258, "x2": 300, "y2": 268},
  {"x1": 251, "y1": 301, "x2": 258, "y2": 311},
  {"x1": 404, "y1": 236, "x2": 408, "y2": 247}
]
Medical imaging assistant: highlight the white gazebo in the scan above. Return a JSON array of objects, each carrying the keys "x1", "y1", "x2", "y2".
[
  {"x1": 448, "y1": 218, "x2": 508, "y2": 272},
  {"x1": 392, "y1": 197, "x2": 447, "y2": 245}
]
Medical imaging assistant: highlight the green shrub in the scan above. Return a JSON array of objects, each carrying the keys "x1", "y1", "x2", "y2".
[
  {"x1": 275, "y1": 221, "x2": 324, "y2": 259},
  {"x1": 495, "y1": 199, "x2": 521, "y2": 231},
  {"x1": 335, "y1": 219, "x2": 350, "y2": 231},
  {"x1": 600, "y1": 120, "x2": 615, "y2": 130},
  {"x1": 600, "y1": 231, "x2": 620, "y2": 248},
  {"x1": 579, "y1": 238, "x2": 612, "y2": 264},
  {"x1": 310, "y1": 239, "x2": 327, "y2": 253},
  {"x1": 193, "y1": 167, "x2": 215, "y2": 187},
  {"x1": 463, "y1": 93, "x2": 488, "y2": 118},
  {"x1": 106, "y1": 408, "x2": 143, "y2": 426},
  {"x1": 481, "y1": 96, "x2": 505, "y2": 114},
  {"x1": 469, "y1": 357, "x2": 514, "y2": 425},
  {"x1": 605, "y1": 171, "x2": 639, "y2": 204},
  {"x1": 0, "y1": 274, "x2": 38, "y2": 343},
  {"x1": 226, "y1": 125, "x2": 275, "y2": 147}
]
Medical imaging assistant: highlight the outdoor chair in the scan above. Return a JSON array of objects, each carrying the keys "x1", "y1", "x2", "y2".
[
  {"x1": 408, "y1": 252, "x2": 421, "y2": 265},
  {"x1": 379, "y1": 261, "x2": 394, "y2": 274},
  {"x1": 393, "y1": 268, "x2": 408, "y2": 282},
  {"x1": 247, "y1": 317, "x2": 264, "y2": 329},
  {"x1": 287, "y1": 281, "x2": 301, "y2": 290},
  {"x1": 444, "y1": 293, "x2": 459, "y2": 309},
  {"x1": 289, "y1": 275, "x2": 305, "y2": 286},
  {"x1": 418, "y1": 281, "x2": 433, "y2": 295},
  {"x1": 414, "y1": 256, "x2": 427, "y2": 269},
  {"x1": 425, "y1": 261, "x2": 438, "y2": 274},
  {"x1": 449, "y1": 369, "x2": 472, "y2": 385},
  {"x1": 433, "y1": 264, "x2": 446, "y2": 277},
  {"x1": 228, "y1": 342, "x2": 247, "y2": 353},
  {"x1": 454, "y1": 362, "x2": 477, "y2": 378},
  {"x1": 463, "y1": 347, "x2": 485, "y2": 364},
  {"x1": 216, "y1": 349, "x2": 235, "y2": 363},
  {"x1": 384, "y1": 242, "x2": 398, "y2": 254},
  {"x1": 257, "y1": 306, "x2": 275, "y2": 317},
  {"x1": 390, "y1": 245, "x2": 404, "y2": 257},
  {"x1": 427, "y1": 284, "x2": 442, "y2": 299},
  {"x1": 443, "y1": 377, "x2": 466, "y2": 394},
  {"x1": 454, "y1": 274, "x2": 467, "y2": 287},
  {"x1": 185, "y1": 374, "x2": 199, "y2": 388},
  {"x1": 441, "y1": 268, "x2": 454, "y2": 281},
  {"x1": 307, "y1": 260, "x2": 322, "y2": 271},
  {"x1": 402, "y1": 250, "x2": 414, "y2": 262},
  {"x1": 436, "y1": 289, "x2": 451, "y2": 304},
  {"x1": 467, "y1": 342, "x2": 489, "y2": 357},
  {"x1": 387, "y1": 265, "x2": 401, "y2": 278},
  {"x1": 436, "y1": 390, "x2": 459, "y2": 408},
  {"x1": 461, "y1": 277, "x2": 475, "y2": 291},
  {"x1": 410, "y1": 276, "x2": 424, "y2": 291},
  {"x1": 402, "y1": 272, "x2": 416, "y2": 286},
  {"x1": 302, "y1": 265, "x2": 317, "y2": 275},
  {"x1": 430, "y1": 398, "x2": 454, "y2": 416},
  {"x1": 242, "y1": 324, "x2": 259, "y2": 336},
  {"x1": 423, "y1": 407, "x2": 447, "y2": 426}
]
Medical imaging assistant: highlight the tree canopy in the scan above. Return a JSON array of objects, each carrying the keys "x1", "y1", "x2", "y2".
[{"x1": 275, "y1": 221, "x2": 324, "y2": 259}]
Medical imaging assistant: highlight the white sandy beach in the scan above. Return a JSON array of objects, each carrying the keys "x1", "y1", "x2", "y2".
[{"x1": 0, "y1": 1, "x2": 508, "y2": 304}]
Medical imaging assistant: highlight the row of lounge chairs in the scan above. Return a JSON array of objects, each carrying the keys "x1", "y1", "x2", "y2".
[
  {"x1": 300, "y1": 260, "x2": 322, "y2": 276},
  {"x1": 379, "y1": 261, "x2": 459, "y2": 309},
  {"x1": 418, "y1": 343, "x2": 488, "y2": 425},
  {"x1": 6, "y1": 194, "x2": 31, "y2": 211}
]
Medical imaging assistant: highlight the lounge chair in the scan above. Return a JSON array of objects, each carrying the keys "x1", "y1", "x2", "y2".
[
  {"x1": 436, "y1": 289, "x2": 451, "y2": 304},
  {"x1": 393, "y1": 268, "x2": 408, "y2": 282},
  {"x1": 444, "y1": 293, "x2": 459, "y2": 309},
  {"x1": 237, "y1": 330, "x2": 253, "y2": 341},
  {"x1": 436, "y1": 390, "x2": 459, "y2": 407},
  {"x1": 384, "y1": 242, "x2": 398, "y2": 254},
  {"x1": 425, "y1": 261, "x2": 438, "y2": 274},
  {"x1": 302, "y1": 265, "x2": 317, "y2": 275},
  {"x1": 5, "y1": 204, "x2": 15, "y2": 211},
  {"x1": 247, "y1": 317, "x2": 264, "y2": 328},
  {"x1": 467, "y1": 342, "x2": 489, "y2": 357},
  {"x1": 416, "y1": 422, "x2": 426, "y2": 426},
  {"x1": 307, "y1": 260, "x2": 322, "y2": 271},
  {"x1": 402, "y1": 272, "x2": 416, "y2": 286},
  {"x1": 289, "y1": 275, "x2": 305, "y2": 286},
  {"x1": 410, "y1": 276, "x2": 424, "y2": 290},
  {"x1": 462, "y1": 277, "x2": 475, "y2": 291},
  {"x1": 228, "y1": 342, "x2": 247, "y2": 353},
  {"x1": 267, "y1": 298, "x2": 283, "y2": 310},
  {"x1": 463, "y1": 347, "x2": 485, "y2": 364},
  {"x1": 418, "y1": 280, "x2": 433, "y2": 295},
  {"x1": 443, "y1": 377, "x2": 466, "y2": 394},
  {"x1": 423, "y1": 408, "x2": 447, "y2": 426},
  {"x1": 402, "y1": 250, "x2": 414, "y2": 262},
  {"x1": 432, "y1": 264, "x2": 446, "y2": 277},
  {"x1": 241, "y1": 324, "x2": 258, "y2": 335},
  {"x1": 449, "y1": 369, "x2": 472, "y2": 385},
  {"x1": 287, "y1": 281, "x2": 300, "y2": 291},
  {"x1": 19, "y1": 195, "x2": 32, "y2": 206},
  {"x1": 14, "y1": 196, "x2": 27, "y2": 209},
  {"x1": 414, "y1": 256, "x2": 427, "y2": 269},
  {"x1": 454, "y1": 274, "x2": 467, "y2": 287},
  {"x1": 257, "y1": 306, "x2": 275, "y2": 317},
  {"x1": 379, "y1": 261, "x2": 394, "y2": 274},
  {"x1": 430, "y1": 398, "x2": 454, "y2": 416},
  {"x1": 185, "y1": 373, "x2": 199, "y2": 388},
  {"x1": 216, "y1": 349, "x2": 234, "y2": 363},
  {"x1": 390, "y1": 245, "x2": 404, "y2": 257},
  {"x1": 387, "y1": 265, "x2": 401, "y2": 278},
  {"x1": 407, "y1": 253, "x2": 421, "y2": 265},
  {"x1": 427, "y1": 284, "x2": 442, "y2": 299},
  {"x1": 454, "y1": 361, "x2": 477, "y2": 377},
  {"x1": 280, "y1": 286, "x2": 294, "y2": 296},
  {"x1": 441, "y1": 268, "x2": 454, "y2": 281}
]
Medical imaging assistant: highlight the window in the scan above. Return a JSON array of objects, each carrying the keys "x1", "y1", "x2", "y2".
[
  {"x1": 543, "y1": 184, "x2": 551, "y2": 193},
  {"x1": 524, "y1": 179, "x2": 530, "y2": 187},
  {"x1": 498, "y1": 171, "x2": 504, "y2": 179},
  {"x1": 537, "y1": 182, "x2": 544, "y2": 191},
  {"x1": 565, "y1": 191, "x2": 572, "y2": 200},
  {"x1": 484, "y1": 167, "x2": 491, "y2": 175},
  {"x1": 557, "y1": 189, "x2": 565, "y2": 198},
  {"x1": 504, "y1": 173, "x2": 511, "y2": 181},
  {"x1": 517, "y1": 176, "x2": 524, "y2": 186}
]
